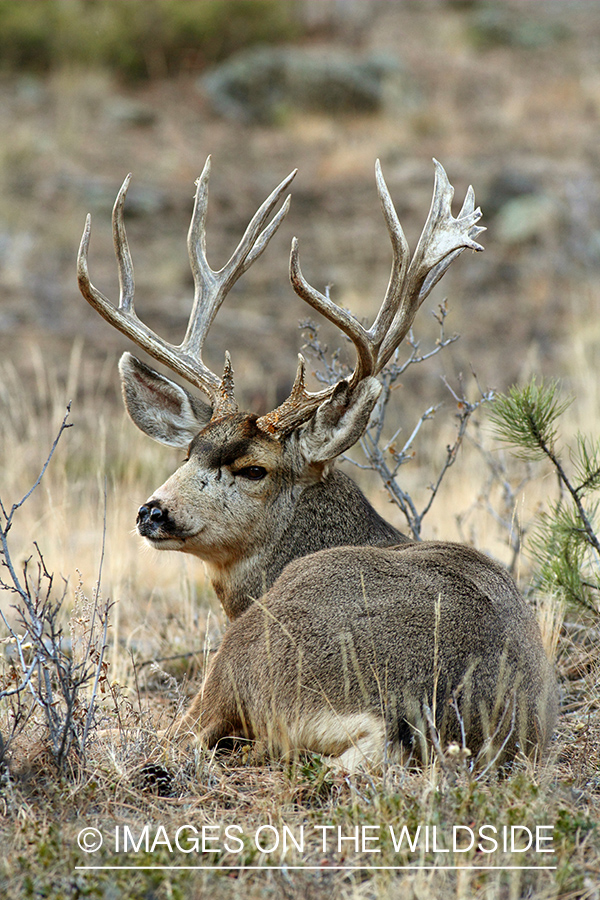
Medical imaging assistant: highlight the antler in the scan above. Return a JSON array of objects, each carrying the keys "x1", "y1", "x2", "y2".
[
  {"x1": 256, "y1": 159, "x2": 484, "y2": 435},
  {"x1": 77, "y1": 157, "x2": 296, "y2": 415}
]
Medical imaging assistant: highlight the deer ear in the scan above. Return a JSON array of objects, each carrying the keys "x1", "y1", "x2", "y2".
[
  {"x1": 297, "y1": 377, "x2": 381, "y2": 465},
  {"x1": 118, "y1": 352, "x2": 212, "y2": 448}
]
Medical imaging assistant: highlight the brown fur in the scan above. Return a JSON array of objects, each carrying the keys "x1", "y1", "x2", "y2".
[{"x1": 181, "y1": 541, "x2": 556, "y2": 767}]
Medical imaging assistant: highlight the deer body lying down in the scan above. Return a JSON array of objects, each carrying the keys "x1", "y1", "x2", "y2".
[{"x1": 78, "y1": 158, "x2": 557, "y2": 770}]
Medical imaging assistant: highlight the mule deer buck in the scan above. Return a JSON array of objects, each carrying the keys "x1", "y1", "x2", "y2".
[{"x1": 78, "y1": 158, "x2": 556, "y2": 770}]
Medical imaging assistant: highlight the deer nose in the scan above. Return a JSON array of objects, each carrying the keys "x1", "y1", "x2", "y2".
[{"x1": 137, "y1": 500, "x2": 167, "y2": 527}]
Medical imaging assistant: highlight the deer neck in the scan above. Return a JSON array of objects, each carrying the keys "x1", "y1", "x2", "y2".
[{"x1": 207, "y1": 469, "x2": 407, "y2": 621}]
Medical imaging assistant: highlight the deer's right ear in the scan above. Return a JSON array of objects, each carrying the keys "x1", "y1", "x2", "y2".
[{"x1": 118, "y1": 352, "x2": 212, "y2": 448}]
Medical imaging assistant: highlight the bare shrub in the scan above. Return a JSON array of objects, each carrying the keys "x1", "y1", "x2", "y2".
[{"x1": 0, "y1": 406, "x2": 114, "y2": 774}]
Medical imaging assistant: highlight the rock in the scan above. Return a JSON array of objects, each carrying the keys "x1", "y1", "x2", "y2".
[
  {"x1": 469, "y1": 5, "x2": 569, "y2": 50},
  {"x1": 484, "y1": 169, "x2": 541, "y2": 218},
  {"x1": 103, "y1": 98, "x2": 157, "y2": 127},
  {"x1": 198, "y1": 45, "x2": 404, "y2": 124},
  {"x1": 495, "y1": 194, "x2": 560, "y2": 245}
]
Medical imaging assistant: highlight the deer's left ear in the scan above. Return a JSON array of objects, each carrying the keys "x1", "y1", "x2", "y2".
[{"x1": 296, "y1": 377, "x2": 381, "y2": 465}]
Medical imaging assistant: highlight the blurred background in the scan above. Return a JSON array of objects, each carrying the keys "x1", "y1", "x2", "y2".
[
  {"x1": 1, "y1": 0, "x2": 600, "y2": 653},
  {"x1": 1, "y1": 0, "x2": 599, "y2": 398}
]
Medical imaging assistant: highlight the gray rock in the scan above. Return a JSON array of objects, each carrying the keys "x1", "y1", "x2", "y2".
[
  {"x1": 103, "y1": 98, "x2": 157, "y2": 127},
  {"x1": 495, "y1": 194, "x2": 560, "y2": 245},
  {"x1": 470, "y1": 5, "x2": 569, "y2": 50},
  {"x1": 199, "y1": 45, "x2": 404, "y2": 124},
  {"x1": 484, "y1": 169, "x2": 541, "y2": 218}
]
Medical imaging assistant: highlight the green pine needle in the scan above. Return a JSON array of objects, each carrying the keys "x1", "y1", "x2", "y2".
[
  {"x1": 489, "y1": 377, "x2": 572, "y2": 461},
  {"x1": 571, "y1": 433, "x2": 600, "y2": 496}
]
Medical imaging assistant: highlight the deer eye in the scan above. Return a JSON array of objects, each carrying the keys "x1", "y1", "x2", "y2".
[{"x1": 237, "y1": 465, "x2": 268, "y2": 481}]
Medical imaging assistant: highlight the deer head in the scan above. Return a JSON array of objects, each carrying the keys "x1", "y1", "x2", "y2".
[{"x1": 78, "y1": 158, "x2": 484, "y2": 617}]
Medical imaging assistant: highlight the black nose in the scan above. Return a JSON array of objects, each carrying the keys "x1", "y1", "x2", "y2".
[{"x1": 137, "y1": 500, "x2": 168, "y2": 527}]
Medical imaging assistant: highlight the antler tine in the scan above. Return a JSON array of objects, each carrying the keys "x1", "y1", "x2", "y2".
[
  {"x1": 289, "y1": 237, "x2": 375, "y2": 384},
  {"x1": 183, "y1": 157, "x2": 296, "y2": 358},
  {"x1": 112, "y1": 173, "x2": 135, "y2": 311},
  {"x1": 377, "y1": 159, "x2": 484, "y2": 371},
  {"x1": 368, "y1": 159, "x2": 411, "y2": 348}
]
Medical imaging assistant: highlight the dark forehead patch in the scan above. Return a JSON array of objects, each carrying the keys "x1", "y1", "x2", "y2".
[{"x1": 189, "y1": 414, "x2": 278, "y2": 468}]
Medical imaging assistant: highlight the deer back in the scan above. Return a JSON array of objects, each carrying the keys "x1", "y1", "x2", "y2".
[{"x1": 188, "y1": 541, "x2": 556, "y2": 769}]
